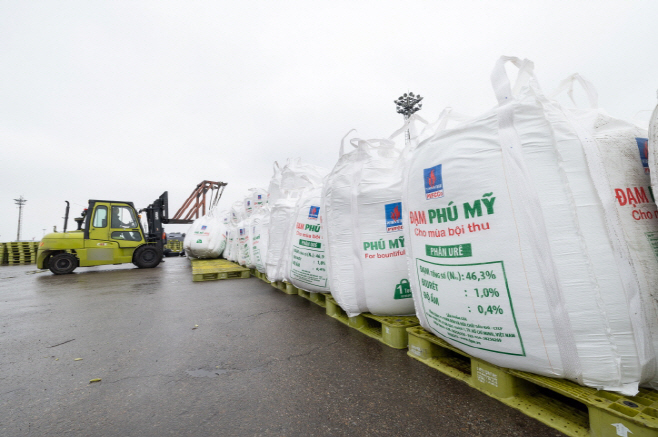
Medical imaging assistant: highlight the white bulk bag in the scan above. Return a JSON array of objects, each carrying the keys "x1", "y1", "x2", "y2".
[
  {"x1": 553, "y1": 74, "x2": 658, "y2": 388},
  {"x1": 649, "y1": 94, "x2": 658, "y2": 195},
  {"x1": 183, "y1": 213, "x2": 226, "y2": 259},
  {"x1": 250, "y1": 188, "x2": 268, "y2": 210},
  {"x1": 402, "y1": 57, "x2": 648, "y2": 394},
  {"x1": 236, "y1": 219, "x2": 249, "y2": 266},
  {"x1": 324, "y1": 138, "x2": 414, "y2": 317},
  {"x1": 268, "y1": 162, "x2": 284, "y2": 206},
  {"x1": 286, "y1": 183, "x2": 330, "y2": 293},
  {"x1": 265, "y1": 159, "x2": 330, "y2": 282},
  {"x1": 251, "y1": 205, "x2": 271, "y2": 273},
  {"x1": 265, "y1": 194, "x2": 299, "y2": 282},
  {"x1": 224, "y1": 224, "x2": 238, "y2": 262},
  {"x1": 230, "y1": 201, "x2": 244, "y2": 225}
]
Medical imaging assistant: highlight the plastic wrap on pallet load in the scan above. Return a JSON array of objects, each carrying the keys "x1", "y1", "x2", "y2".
[
  {"x1": 286, "y1": 183, "x2": 330, "y2": 293},
  {"x1": 402, "y1": 56, "x2": 653, "y2": 395},
  {"x1": 323, "y1": 137, "x2": 414, "y2": 317},
  {"x1": 251, "y1": 205, "x2": 270, "y2": 272},
  {"x1": 556, "y1": 74, "x2": 658, "y2": 389},
  {"x1": 183, "y1": 213, "x2": 226, "y2": 259}
]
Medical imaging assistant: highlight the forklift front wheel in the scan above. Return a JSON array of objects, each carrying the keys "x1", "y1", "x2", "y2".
[
  {"x1": 49, "y1": 253, "x2": 78, "y2": 275},
  {"x1": 133, "y1": 245, "x2": 162, "y2": 269}
]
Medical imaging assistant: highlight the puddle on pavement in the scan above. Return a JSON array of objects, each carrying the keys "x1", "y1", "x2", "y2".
[{"x1": 186, "y1": 368, "x2": 229, "y2": 378}]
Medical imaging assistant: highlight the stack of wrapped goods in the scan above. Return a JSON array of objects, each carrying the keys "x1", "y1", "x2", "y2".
[{"x1": 401, "y1": 56, "x2": 658, "y2": 394}]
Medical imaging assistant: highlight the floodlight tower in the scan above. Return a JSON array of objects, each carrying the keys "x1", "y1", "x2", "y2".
[
  {"x1": 14, "y1": 196, "x2": 27, "y2": 241},
  {"x1": 394, "y1": 92, "x2": 423, "y2": 146}
]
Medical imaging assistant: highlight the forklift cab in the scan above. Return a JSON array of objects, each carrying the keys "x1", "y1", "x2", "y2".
[{"x1": 86, "y1": 201, "x2": 144, "y2": 245}]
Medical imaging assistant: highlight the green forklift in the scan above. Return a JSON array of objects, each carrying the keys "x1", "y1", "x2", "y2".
[{"x1": 37, "y1": 192, "x2": 192, "y2": 275}]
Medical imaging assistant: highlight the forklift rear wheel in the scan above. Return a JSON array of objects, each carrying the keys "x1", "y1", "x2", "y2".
[
  {"x1": 133, "y1": 245, "x2": 162, "y2": 269},
  {"x1": 49, "y1": 253, "x2": 78, "y2": 275}
]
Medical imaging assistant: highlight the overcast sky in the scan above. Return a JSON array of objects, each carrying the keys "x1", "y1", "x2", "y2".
[{"x1": 1, "y1": 0, "x2": 657, "y2": 241}]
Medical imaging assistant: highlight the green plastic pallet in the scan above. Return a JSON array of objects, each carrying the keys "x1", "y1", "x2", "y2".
[
  {"x1": 325, "y1": 296, "x2": 419, "y2": 349},
  {"x1": 407, "y1": 325, "x2": 658, "y2": 437},
  {"x1": 191, "y1": 259, "x2": 251, "y2": 282},
  {"x1": 296, "y1": 289, "x2": 329, "y2": 308},
  {"x1": 273, "y1": 281, "x2": 297, "y2": 295},
  {"x1": 253, "y1": 270, "x2": 271, "y2": 283}
]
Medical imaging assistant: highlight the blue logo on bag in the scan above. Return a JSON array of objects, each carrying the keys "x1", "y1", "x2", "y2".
[
  {"x1": 308, "y1": 206, "x2": 320, "y2": 220},
  {"x1": 201, "y1": 225, "x2": 207, "y2": 230},
  {"x1": 424, "y1": 164, "x2": 444, "y2": 199},
  {"x1": 637, "y1": 138, "x2": 650, "y2": 174},
  {"x1": 257, "y1": 194, "x2": 262, "y2": 200},
  {"x1": 239, "y1": 228, "x2": 244, "y2": 236},
  {"x1": 385, "y1": 202, "x2": 403, "y2": 232}
]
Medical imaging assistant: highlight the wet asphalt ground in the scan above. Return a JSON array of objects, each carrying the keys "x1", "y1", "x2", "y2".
[{"x1": 0, "y1": 257, "x2": 566, "y2": 437}]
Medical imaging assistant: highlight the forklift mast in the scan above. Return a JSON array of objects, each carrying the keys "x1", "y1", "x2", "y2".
[
  {"x1": 142, "y1": 192, "x2": 193, "y2": 252},
  {"x1": 141, "y1": 192, "x2": 169, "y2": 253}
]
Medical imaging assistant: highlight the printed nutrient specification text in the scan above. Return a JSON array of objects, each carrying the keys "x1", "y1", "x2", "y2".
[
  {"x1": 290, "y1": 243, "x2": 327, "y2": 287},
  {"x1": 415, "y1": 258, "x2": 525, "y2": 356}
]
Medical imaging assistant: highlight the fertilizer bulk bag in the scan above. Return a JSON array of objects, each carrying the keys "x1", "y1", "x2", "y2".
[
  {"x1": 265, "y1": 194, "x2": 300, "y2": 282},
  {"x1": 183, "y1": 213, "x2": 226, "y2": 259},
  {"x1": 244, "y1": 188, "x2": 268, "y2": 218},
  {"x1": 268, "y1": 162, "x2": 284, "y2": 205},
  {"x1": 649, "y1": 94, "x2": 658, "y2": 194},
  {"x1": 323, "y1": 137, "x2": 414, "y2": 317},
  {"x1": 553, "y1": 74, "x2": 658, "y2": 388},
  {"x1": 286, "y1": 183, "x2": 330, "y2": 293},
  {"x1": 250, "y1": 188, "x2": 268, "y2": 210},
  {"x1": 402, "y1": 56, "x2": 648, "y2": 394},
  {"x1": 219, "y1": 210, "x2": 230, "y2": 226},
  {"x1": 265, "y1": 159, "x2": 330, "y2": 282},
  {"x1": 251, "y1": 205, "x2": 271, "y2": 273},
  {"x1": 230, "y1": 201, "x2": 245, "y2": 225},
  {"x1": 236, "y1": 219, "x2": 250, "y2": 266},
  {"x1": 279, "y1": 158, "x2": 328, "y2": 193},
  {"x1": 224, "y1": 224, "x2": 238, "y2": 262}
]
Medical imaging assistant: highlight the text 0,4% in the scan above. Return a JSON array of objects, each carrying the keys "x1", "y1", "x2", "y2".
[{"x1": 478, "y1": 305, "x2": 504, "y2": 316}]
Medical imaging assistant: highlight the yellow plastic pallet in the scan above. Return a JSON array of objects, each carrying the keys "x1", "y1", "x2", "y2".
[
  {"x1": 296, "y1": 288, "x2": 330, "y2": 308},
  {"x1": 272, "y1": 281, "x2": 298, "y2": 295},
  {"x1": 325, "y1": 296, "x2": 419, "y2": 350},
  {"x1": 165, "y1": 240, "x2": 183, "y2": 251},
  {"x1": 191, "y1": 259, "x2": 250, "y2": 282},
  {"x1": 406, "y1": 325, "x2": 658, "y2": 437},
  {"x1": 252, "y1": 270, "x2": 271, "y2": 283}
]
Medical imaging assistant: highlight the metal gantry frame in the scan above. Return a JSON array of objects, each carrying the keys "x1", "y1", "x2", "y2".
[{"x1": 171, "y1": 180, "x2": 227, "y2": 223}]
